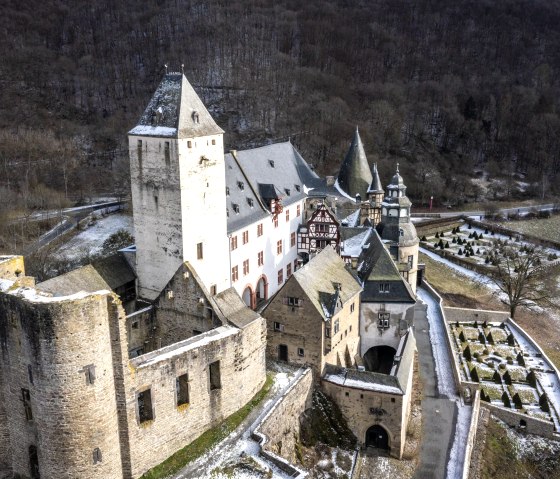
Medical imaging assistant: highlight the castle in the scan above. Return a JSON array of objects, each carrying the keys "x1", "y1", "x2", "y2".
[{"x1": 0, "y1": 72, "x2": 422, "y2": 478}]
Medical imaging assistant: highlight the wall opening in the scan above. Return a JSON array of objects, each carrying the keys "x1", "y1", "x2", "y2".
[
  {"x1": 256, "y1": 276, "x2": 268, "y2": 306},
  {"x1": 137, "y1": 389, "x2": 154, "y2": 423},
  {"x1": 29, "y1": 445, "x2": 40, "y2": 479},
  {"x1": 242, "y1": 286, "x2": 254, "y2": 310},
  {"x1": 365, "y1": 424, "x2": 389, "y2": 450},
  {"x1": 176, "y1": 373, "x2": 189, "y2": 406},
  {"x1": 278, "y1": 344, "x2": 288, "y2": 362},
  {"x1": 363, "y1": 346, "x2": 396, "y2": 374},
  {"x1": 209, "y1": 361, "x2": 221, "y2": 390}
]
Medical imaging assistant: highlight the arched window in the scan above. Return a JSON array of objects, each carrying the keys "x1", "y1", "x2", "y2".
[
  {"x1": 93, "y1": 448, "x2": 102, "y2": 464},
  {"x1": 399, "y1": 228, "x2": 404, "y2": 237}
]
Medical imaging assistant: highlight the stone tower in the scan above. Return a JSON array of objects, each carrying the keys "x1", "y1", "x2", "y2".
[
  {"x1": 337, "y1": 128, "x2": 373, "y2": 201},
  {"x1": 129, "y1": 72, "x2": 229, "y2": 300},
  {"x1": 379, "y1": 165, "x2": 419, "y2": 292}
]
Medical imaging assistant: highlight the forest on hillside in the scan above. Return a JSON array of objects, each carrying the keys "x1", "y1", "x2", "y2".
[{"x1": 2, "y1": 0, "x2": 560, "y2": 230}]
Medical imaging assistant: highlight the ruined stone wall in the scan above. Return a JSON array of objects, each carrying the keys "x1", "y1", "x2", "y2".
[
  {"x1": 126, "y1": 317, "x2": 267, "y2": 479},
  {"x1": 482, "y1": 403, "x2": 557, "y2": 439},
  {"x1": 126, "y1": 306, "x2": 155, "y2": 357},
  {"x1": 254, "y1": 368, "x2": 313, "y2": 464},
  {"x1": 0, "y1": 288, "x2": 125, "y2": 479},
  {"x1": 321, "y1": 380, "x2": 406, "y2": 459},
  {"x1": 155, "y1": 264, "x2": 221, "y2": 348},
  {"x1": 0, "y1": 256, "x2": 25, "y2": 280}
]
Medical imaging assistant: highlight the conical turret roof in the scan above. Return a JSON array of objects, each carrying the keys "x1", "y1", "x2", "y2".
[
  {"x1": 337, "y1": 128, "x2": 373, "y2": 199},
  {"x1": 129, "y1": 72, "x2": 224, "y2": 138},
  {"x1": 367, "y1": 163, "x2": 384, "y2": 193}
]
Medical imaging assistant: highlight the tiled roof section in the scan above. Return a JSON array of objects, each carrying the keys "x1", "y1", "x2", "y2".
[
  {"x1": 213, "y1": 288, "x2": 260, "y2": 328},
  {"x1": 224, "y1": 142, "x2": 320, "y2": 233},
  {"x1": 292, "y1": 246, "x2": 362, "y2": 321},
  {"x1": 129, "y1": 73, "x2": 224, "y2": 138},
  {"x1": 368, "y1": 163, "x2": 384, "y2": 193},
  {"x1": 92, "y1": 254, "x2": 136, "y2": 290},
  {"x1": 37, "y1": 265, "x2": 111, "y2": 296},
  {"x1": 337, "y1": 128, "x2": 373, "y2": 199}
]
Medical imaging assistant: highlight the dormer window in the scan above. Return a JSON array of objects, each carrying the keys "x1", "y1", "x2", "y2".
[
  {"x1": 226, "y1": 186, "x2": 230, "y2": 196},
  {"x1": 285, "y1": 188, "x2": 291, "y2": 196},
  {"x1": 295, "y1": 185, "x2": 301, "y2": 192},
  {"x1": 247, "y1": 198, "x2": 254, "y2": 207},
  {"x1": 269, "y1": 160, "x2": 275, "y2": 167},
  {"x1": 192, "y1": 111, "x2": 200, "y2": 123},
  {"x1": 233, "y1": 204, "x2": 240, "y2": 214},
  {"x1": 238, "y1": 181, "x2": 244, "y2": 191}
]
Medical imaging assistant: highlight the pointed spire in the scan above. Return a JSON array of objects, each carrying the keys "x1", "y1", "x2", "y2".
[
  {"x1": 129, "y1": 72, "x2": 224, "y2": 138},
  {"x1": 337, "y1": 128, "x2": 373, "y2": 199},
  {"x1": 368, "y1": 162, "x2": 383, "y2": 193}
]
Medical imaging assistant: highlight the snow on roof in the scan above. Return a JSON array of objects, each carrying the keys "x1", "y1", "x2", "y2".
[
  {"x1": 322, "y1": 364, "x2": 403, "y2": 395},
  {"x1": 128, "y1": 125, "x2": 177, "y2": 137},
  {"x1": 340, "y1": 228, "x2": 372, "y2": 257},
  {"x1": 1, "y1": 278, "x2": 110, "y2": 303}
]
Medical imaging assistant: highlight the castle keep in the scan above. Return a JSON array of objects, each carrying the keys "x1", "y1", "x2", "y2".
[{"x1": 0, "y1": 72, "x2": 423, "y2": 477}]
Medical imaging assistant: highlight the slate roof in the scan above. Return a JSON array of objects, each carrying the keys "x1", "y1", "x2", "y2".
[
  {"x1": 129, "y1": 73, "x2": 224, "y2": 138},
  {"x1": 337, "y1": 128, "x2": 373, "y2": 200},
  {"x1": 368, "y1": 163, "x2": 384, "y2": 193},
  {"x1": 225, "y1": 142, "x2": 320, "y2": 233},
  {"x1": 213, "y1": 288, "x2": 260, "y2": 328},
  {"x1": 356, "y1": 229, "x2": 416, "y2": 303},
  {"x1": 290, "y1": 246, "x2": 362, "y2": 321},
  {"x1": 322, "y1": 364, "x2": 404, "y2": 394},
  {"x1": 37, "y1": 265, "x2": 111, "y2": 296},
  {"x1": 340, "y1": 227, "x2": 373, "y2": 258},
  {"x1": 92, "y1": 254, "x2": 136, "y2": 290}
]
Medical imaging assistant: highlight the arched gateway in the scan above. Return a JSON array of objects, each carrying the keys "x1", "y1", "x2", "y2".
[{"x1": 365, "y1": 424, "x2": 390, "y2": 450}]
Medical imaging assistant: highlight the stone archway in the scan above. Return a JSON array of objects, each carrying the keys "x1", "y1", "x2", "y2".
[
  {"x1": 242, "y1": 285, "x2": 255, "y2": 310},
  {"x1": 255, "y1": 275, "x2": 268, "y2": 307},
  {"x1": 365, "y1": 424, "x2": 389, "y2": 450},
  {"x1": 363, "y1": 345, "x2": 396, "y2": 374}
]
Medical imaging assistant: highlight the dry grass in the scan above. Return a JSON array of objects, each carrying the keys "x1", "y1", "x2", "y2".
[{"x1": 496, "y1": 214, "x2": 560, "y2": 243}]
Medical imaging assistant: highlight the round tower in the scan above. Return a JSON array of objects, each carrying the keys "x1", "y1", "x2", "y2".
[
  {"x1": 378, "y1": 165, "x2": 419, "y2": 292},
  {"x1": 1, "y1": 291, "x2": 126, "y2": 478},
  {"x1": 337, "y1": 127, "x2": 373, "y2": 200}
]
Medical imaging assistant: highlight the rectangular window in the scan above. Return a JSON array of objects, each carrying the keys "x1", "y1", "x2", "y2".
[
  {"x1": 210, "y1": 284, "x2": 217, "y2": 296},
  {"x1": 325, "y1": 327, "x2": 331, "y2": 338},
  {"x1": 212, "y1": 139, "x2": 216, "y2": 145},
  {"x1": 334, "y1": 319, "x2": 340, "y2": 334},
  {"x1": 294, "y1": 259, "x2": 298, "y2": 272},
  {"x1": 286, "y1": 209, "x2": 290, "y2": 222},
  {"x1": 274, "y1": 216, "x2": 278, "y2": 228},
  {"x1": 176, "y1": 374, "x2": 189, "y2": 406},
  {"x1": 350, "y1": 303, "x2": 355, "y2": 313},
  {"x1": 257, "y1": 251, "x2": 264, "y2": 266},
  {"x1": 277, "y1": 240, "x2": 283, "y2": 255},
  {"x1": 297, "y1": 204, "x2": 301, "y2": 217},
  {"x1": 137, "y1": 389, "x2": 154, "y2": 423},
  {"x1": 408, "y1": 255, "x2": 414, "y2": 268},
  {"x1": 286, "y1": 263, "x2": 292, "y2": 278},
  {"x1": 137, "y1": 140, "x2": 142, "y2": 162},
  {"x1": 230, "y1": 236, "x2": 238, "y2": 251},
  {"x1": 290, "y1": 232, "x2": 296, "y2": 247},
  {"x1": 278, "y1": 269, "x2": 283, "y2": 285},
  {"x1": 209, "y1": 361, "x2": 221, "y2": 390},
  {"x1": 243, "y1": 259, "x2": 249, "y2": 275},
  {"x1": 378, "y1": 312, "x2": 390, "y2": 329},
  {"x1": 257, "y1": 223, "x2": 263, "y2": 236},
  {"x1": 197, "y1": 242, "x2": 203, "y2": 260},
  {"x1": 22, "y1": 388, "x2": 32, "y2": 421},
  {"x1": 298, "y1": 348, "x2": 305, "y2": 357},
  {"x1": 274, "y1": 322, "x2": 284, "y2": 332},
  {"x1": 242, "y1": 230, "x2": 249, "y2": 244},
  {"x1": 83, "y1": 364, "x2": 96, "y2": 385},
  {"x1": 232, "y1": 265, "x2": 239, "y2": 282},
  {"x1": 164, "y1": 141, "x2": 170, "y2": 163},
  {"x1": 287, "y1": 296, "x2": 301, "y2": 307},
  {"x1": 187, "y1": 140, "x2": 192, "y2": 148},
  {"x1": 379, "y1": 283, "x2": 390, "y2": 293}
]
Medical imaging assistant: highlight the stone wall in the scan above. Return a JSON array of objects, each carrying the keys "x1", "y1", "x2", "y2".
[
  {"x1": 461, "y1": 390, "x2": 480, "y2": 479},
  {"x1": 482, "y1": 403, "x2": 557, "y2": 439},
  {"x1": 254, "y1": 368, "x2": 313, "y2": 464},
  {"x1": 443, "y1": 307, "x2": 510, "y2": 324},
  {"x1": 415, "y1": 217, "x2": 463, "y2": 237},
  {"x1": 0, "y1": 256, "x2": 25, "y2": 280},
  {"x1": 126, "y1": 317, "x2": 267, "y2": 479},
  {"x1": 0, "y1": 286, "x2": 125, "y2": 479}
]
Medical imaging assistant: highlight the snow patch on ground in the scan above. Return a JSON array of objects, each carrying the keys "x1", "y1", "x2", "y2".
[{"x1": 55, "y1": 213, "x2": 133, "y2": 261}]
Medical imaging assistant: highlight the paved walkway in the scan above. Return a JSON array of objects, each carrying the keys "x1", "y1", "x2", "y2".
[{"x1": 413, "y1": 293, "x2": 458, "y2": 479}]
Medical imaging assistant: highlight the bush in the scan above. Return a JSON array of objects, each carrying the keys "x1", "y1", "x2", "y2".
[
  {"x1": 458, "y1": 248, "x2": 463, "y2": 255},
  {"x1": 445, "y1": 241, "x2": 450, "y2": 248},
  {"x1": 102, "y1": 229, "x2": 135, "y2": 255}
]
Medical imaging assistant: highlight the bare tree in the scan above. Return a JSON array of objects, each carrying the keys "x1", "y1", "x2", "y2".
[{"x1": 488, "y1": 246, "x2": 551, "y2": 318}]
